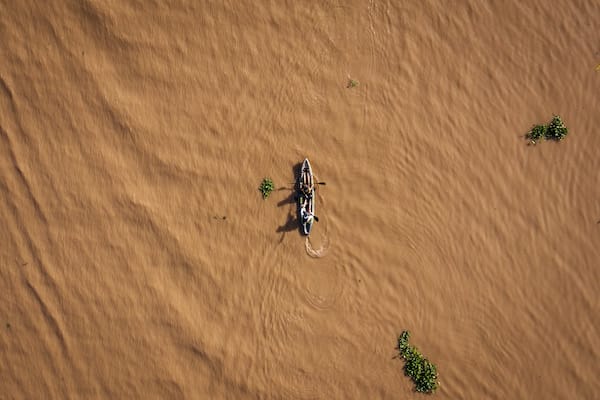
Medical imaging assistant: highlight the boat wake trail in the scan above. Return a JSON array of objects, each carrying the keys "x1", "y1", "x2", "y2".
[{"x1": 305, "y1": 235, "x2": 330, "y2": 258}]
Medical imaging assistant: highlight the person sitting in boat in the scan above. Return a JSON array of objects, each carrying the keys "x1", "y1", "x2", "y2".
[
  {"x1": 301, "y1": 182, "x2": 314, "y2": 199},
  {"x1": 300, "y1": 205, "x2": 314, "y2": 225}
]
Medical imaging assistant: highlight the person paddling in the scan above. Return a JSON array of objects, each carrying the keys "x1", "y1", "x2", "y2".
[
  {"x1": 301, "y1": 182, "x2": 314, "y2": 199},
  {"x1": 300, "y1": 202, "x2": 318, "y2": 223}
]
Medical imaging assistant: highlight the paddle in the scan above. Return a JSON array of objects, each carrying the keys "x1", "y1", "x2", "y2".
[{"x1": 289, "y1": 181, "x2": 326, "y2": 186}]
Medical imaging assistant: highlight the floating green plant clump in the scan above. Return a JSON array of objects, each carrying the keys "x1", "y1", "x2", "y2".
[
  {"x1": 397, "y1": 331, "x2": 439, "y2": 394},
  {"x1": 259, "y1": 178, "x2": 274, "y2": 199},
  {"x1": 526, "y1": 115, "x2": 568, "y2": 144},
  {"x1": 527, "y1": 124, "x2": 547, "y2": 141},
  {"x1": 546, "y1": 115, "x2": 568, "y2": 140},
  {"x1": 347, "y1": 78, "x2": 359, "y2": 88}
]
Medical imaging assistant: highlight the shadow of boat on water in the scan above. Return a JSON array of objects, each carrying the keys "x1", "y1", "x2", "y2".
[
  {"x1": 277, "y1": 211, "x2": 299, "y2": 233},
  {"x1": 276, "y1": 161, "x2": 305, "y2": 241}
]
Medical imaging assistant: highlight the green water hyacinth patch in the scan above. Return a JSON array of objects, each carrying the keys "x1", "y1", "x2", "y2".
[
  {"x1": 546, "y1": 115, "x2": 568, "y2": 141},
  {"x1": 527, "y1": 124, "x2": 547, "y2": 141},
  {"x1": 259, "y1": 178, "x2": 274, "y2": 199},
  {"x1": 526, "y1": 115, "x2": 568, "y2": 144},
  {"x1": 397, "y1": 330, "x2": 439, "y2": 394}
]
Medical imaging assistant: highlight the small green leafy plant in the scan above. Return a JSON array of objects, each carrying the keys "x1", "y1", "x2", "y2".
[
  {"x1": 397, "y1": 330, "x2": 439, "y2": 394},
  {"x1": 527, "y1": 124, "x2": 547, "y2": 141},
  {"x1": 347, "y1": 78, "x2": 359, "y2": 88},
  {"x1": 546, "y1": 115, "x2": 568, "y2": 140},
  {"x1": 526, "y1": 115, "x2": 568, "y2": 144},
  {"x1": 259, "y1": 178, "x2": 274, "y2": 199}
]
